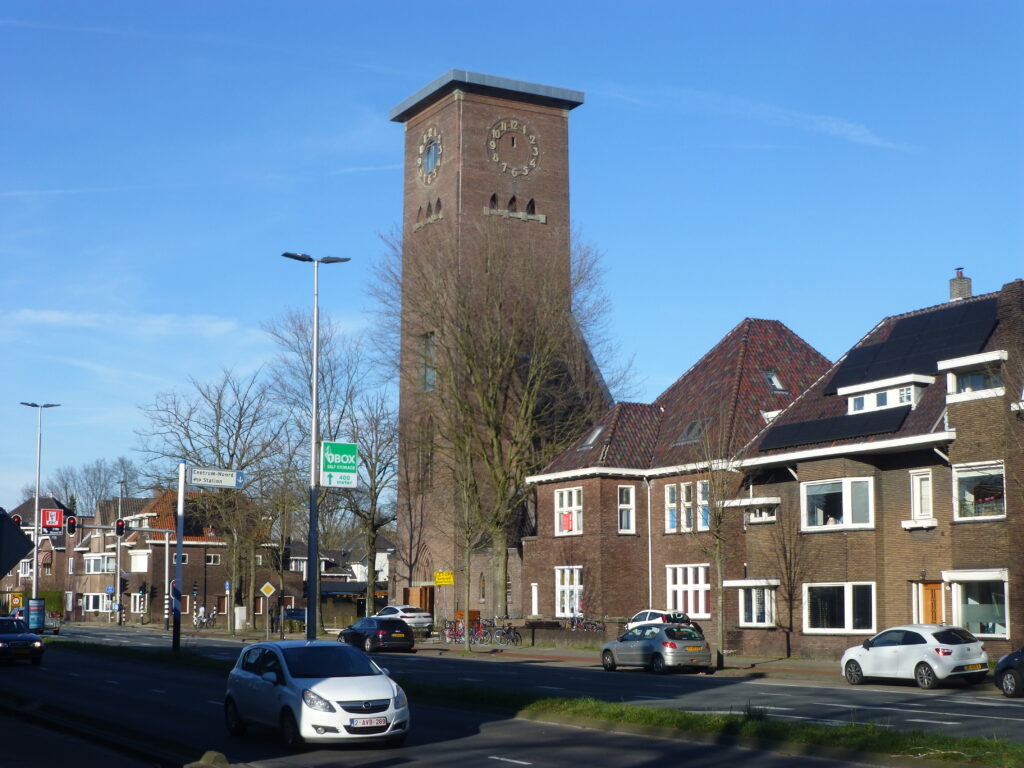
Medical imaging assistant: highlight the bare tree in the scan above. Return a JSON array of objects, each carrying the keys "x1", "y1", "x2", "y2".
[
  {"x1": 44, "y1": 456, "x2": 141, "y2": 517},
  {"x1": 376, "y1": 220, "x2": 619, "y2": 622},
  {"x1": 767, "y1": 491, "x2": 808, "y2": 657},
  {"x1": 136, "y1": 368, "x2": 286, "y2": 630}
]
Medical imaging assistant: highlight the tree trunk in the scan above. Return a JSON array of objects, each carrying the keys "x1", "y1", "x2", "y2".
[
  {"x1": 365, "y1": 526, "x2": 378, "y2": 619},
  {"x1": 491, "y1": 528, "x2": 509, "y2": 620}
]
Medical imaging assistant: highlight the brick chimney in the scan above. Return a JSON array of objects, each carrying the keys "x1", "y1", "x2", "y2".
[{"x1": 949, "y1": 267, "x2": 972, "y2": 301}]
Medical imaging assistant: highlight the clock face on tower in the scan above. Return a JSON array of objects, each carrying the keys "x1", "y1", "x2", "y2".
[
  {"x1": 487, "y1": 118, "x2": 539, "y2": 177},
  {"x1": 416, "y1": 126, "x2": 443, "y2": 185}
]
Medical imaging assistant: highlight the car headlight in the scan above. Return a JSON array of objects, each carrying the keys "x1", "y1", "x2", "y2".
[
  {"x1": 393, "y1": 687, "x2": 408, "y2": 709},
  {"x1": 32, "y1": 641, "x2": 42, "y2": 648},
  {"x1": 0, "y1": 641, "x2": 7, "y2": 649},
  {"x1": 302, "y1": 689, "x2": 336, "y2": 712}
]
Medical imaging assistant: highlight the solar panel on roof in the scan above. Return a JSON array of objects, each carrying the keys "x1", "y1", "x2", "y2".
[
  {"x1": 759, "y1": 406, "x2": 911, "y2": 451},
  {"x1": 824, "y1": 298, "x2": 997, "y2": 394}
]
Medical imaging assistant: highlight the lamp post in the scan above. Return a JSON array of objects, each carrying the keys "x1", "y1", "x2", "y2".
[
  {"x1": 20, "y1": 401, "x2": 60, "y2": 601},
  {"x1": 282, "y1": 252, "x2": 349, "y2": 641}
]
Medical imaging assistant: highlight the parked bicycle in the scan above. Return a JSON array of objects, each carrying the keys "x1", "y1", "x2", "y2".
[
  {"x1": 493, "y1": 622, "x2": 522, "y2": 647},
  {"x1": 567, "y1": 615, "x2": 602, "y2": 632},
  {"x1": 467, "y1": 621, "x2": 491, "y2": 645},
  {"x1": 193, "y1": 608, "x2": 218, "y2": 630},
  {"x1": 443, "y1": 621, "x2": 464, "y2": 643}
]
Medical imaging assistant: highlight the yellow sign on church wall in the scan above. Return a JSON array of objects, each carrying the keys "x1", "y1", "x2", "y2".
[{"x1": 434, "y1": 570, "x2": 454, "y2": 586}]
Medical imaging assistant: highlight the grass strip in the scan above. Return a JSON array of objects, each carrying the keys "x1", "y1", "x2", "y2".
[{"x1": 394, "y1": 677, "x2": 1024, "y2": 768}]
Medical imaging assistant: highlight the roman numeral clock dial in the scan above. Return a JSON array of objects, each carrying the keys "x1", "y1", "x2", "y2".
[{"x1": 487, "y1": 118, "x2": 539, "y2": 177}]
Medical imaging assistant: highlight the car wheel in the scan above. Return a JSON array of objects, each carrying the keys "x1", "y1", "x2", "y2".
[
  {"x1": 280, "y1": 709, "x2": 304, "y2": 750},
  {"x1": 915, "y1": 662, "x2": 940, "y2": 689},
  {"x1": 844, "y1": 660, "x2": 865, "y2": 685},
  {"x1": 601, "y1": 650, "x2": 616, "y2": 672},
  {"x1": 999, "y1": 669, "x2": 1023, "y2": 698},
  {"x1": 650, "y1": 654, "x2": 666, "y2": 675},
  {"x1": 224, "y1": 698, "x2": 247, "y2": 737},
  {"x1": 363, "y1": 637, "x2": 375, "y2": 654},
  {"x1": 704, "y1": 666, "x2": 716, "y2": 675}
]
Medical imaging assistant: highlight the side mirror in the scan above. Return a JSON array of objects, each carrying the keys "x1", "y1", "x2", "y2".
[
  {"x1": 862, "y1": 639, "x2": 872, "y2": 650},
  {"x1": 618, "y1": 634, "x2": 628, "y2": 642},
  {"x1": 261, "y1": 671, "x2": 279, "y2": 685}
]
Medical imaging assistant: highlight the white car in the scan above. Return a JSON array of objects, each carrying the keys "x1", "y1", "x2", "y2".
[
  {"x1": 224, "y1": 640, "x2": 410, "y2": 748},
  {"x1": 375, "y1": 605, "x2": 433, "y2": 630},
  {"x1": 840, "y1": 624, "x2": 989, "y2": 689},
  {"x1": 625, "y1": 609, "x2": 703, "y2": 634}
]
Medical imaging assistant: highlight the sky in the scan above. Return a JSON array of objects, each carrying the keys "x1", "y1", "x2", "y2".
[{"x1": 2, "y1": 1, "x2": 1022, "y2": 509}]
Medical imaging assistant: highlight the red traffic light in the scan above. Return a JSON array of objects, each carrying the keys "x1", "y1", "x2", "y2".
[
  {"x1": 66, "y1": 515, "x2": 78, "y2": 535},
  {"x1": 11, "y1": 514, "x2": 22, "y2": 526},
  {"x1": 115, "y1": 518, "x2": 126, "y2": 537}
]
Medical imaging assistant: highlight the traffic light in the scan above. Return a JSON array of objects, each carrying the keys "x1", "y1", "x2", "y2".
[
  {"x1": 139, "y1": 581, "x2": 147, "y2": 596},
  {"x1": 119, "y1": 576, "x2": 128, "y2": 595},
  {"x1": 65, "y1": 515, "x2": 77, "y2": 536},
  {"x1": 115, "y1": 518, "x2": 126, "y2": 537},
  {"x1": 192, "y1": 582, "x2": 199, "y2": 598},
  {"x1": 149, "y1": 584, "x2": 158, "y2": 600},
  {"x1": 11, "y1": 514, "x2": 22, "y2": 526}
]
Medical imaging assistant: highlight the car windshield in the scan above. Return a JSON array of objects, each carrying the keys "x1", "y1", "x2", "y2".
[
  {"x1": 664, "y1": 626, "x2": 702, "y2": 640},
  {"x1": 282, "y1": 646, "x2": 383, "y2": 678},
  {"x1": 0, "y1": 618, "x2": 28, "y2": 634},
  {"x1": 932, "y1": 628, "x2": 979, "y2": 645}
]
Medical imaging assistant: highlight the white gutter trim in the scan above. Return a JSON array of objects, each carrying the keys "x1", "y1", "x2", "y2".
[
  {"x1": 836, "y1": 374, "x2": 935, "y2": 396},
  {"x1": 738, "y1": 431, "x2": 956, "y2": 468},
  {"x1": 723, "y1": 578, "x2": 781, "y2": 587},
  {"x1": 527, "y1": 432, "x2": 955, "y2": 484},
  {"x1": 936, "y1": 349, "x2": 1007, "y2": 371},
  {"x1": 722, "y1": 497, "x2": 781, "y2": 508}
]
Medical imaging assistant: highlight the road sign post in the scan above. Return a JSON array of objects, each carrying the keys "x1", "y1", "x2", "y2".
[{"x1": 320, "y1": 441, "x2": 358, "y2": 488}]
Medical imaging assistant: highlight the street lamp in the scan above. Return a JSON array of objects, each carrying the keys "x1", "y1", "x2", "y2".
[
  {"x1": 20, "y1": 402, "x2": 60, "y2": 601},
  {"x1": 282, "y1": 252, "x2": 349, "y2": 641}
]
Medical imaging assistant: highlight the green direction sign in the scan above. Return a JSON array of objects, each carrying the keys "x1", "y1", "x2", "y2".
[{"x1": 320, "y1": 441, "x2": 358, "y2": 488}]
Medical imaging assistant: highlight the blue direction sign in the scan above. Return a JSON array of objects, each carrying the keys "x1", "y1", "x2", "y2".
[
  {"x1": 106, "y1": 585, "x2": 115, "y2": 595},
  {"x1": 188, "y1": 467, "x2": 245, "y2": 489}
]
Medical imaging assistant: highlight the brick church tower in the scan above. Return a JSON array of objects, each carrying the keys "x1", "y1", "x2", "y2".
[{"x1": 388, "y1": 71, "x2": 589, "y2": 618}]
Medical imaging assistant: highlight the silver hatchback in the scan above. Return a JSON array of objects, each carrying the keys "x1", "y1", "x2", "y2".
[{"x1": 601, "y1": 623, "x2": 713, "y2": 674}]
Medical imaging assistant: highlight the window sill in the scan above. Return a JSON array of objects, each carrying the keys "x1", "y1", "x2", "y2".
[
  {"x1": 901, "y1": 518, "x2": 938, "y2": 530},
  {"x1": 801, "y1": 524, "x2": 875, "y2": 533},
  {"x1": 952, "y1": 515, "x2": 1006, "y2": 524},
  {"x1": 747, "y1": 518, "x2": 777, "y2": 525},
  {"x1": 946, "y1": 387, "x2": 1005, "y2": 404},
  {"x1": 738, "y1": 623, "x2": 776, "y2": 629},
  {"x1": 554, "y1": 531, "x2": 582, "y2": 537},
  {"x1": 617, "y1": 531, "x2": 637, "y2": 536},
  {"x1": 803, "y1": 628, "x2": 875, "y2": 635}
]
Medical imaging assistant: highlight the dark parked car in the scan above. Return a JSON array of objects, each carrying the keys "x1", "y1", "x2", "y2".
[
  {"x1": 994, "y1": 646, "x2": 1024, "y2": 697},
  {"x1": 0, "y1": 617, "x2": 44, "y2": 665},
  {"x1": 283, "y1": 608, "x2": 306, "y2": 625},
  {"x1": 339, "y1": 617, "x2": 415, "y2": 653}
]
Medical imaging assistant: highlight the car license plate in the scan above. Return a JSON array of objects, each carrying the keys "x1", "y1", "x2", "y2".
[
  {"x1": 965, "y1": 663, "x2": 985, "y2": 671},
  {"x1": 686, "y1": 646, "x2": 702, "y2": 652},
  {"x1": 393, "y1": 633, "x2": 404, "y2": 637},
  {"x1": 350, "y1": 717, "x2": 388, "y2": 728},
  {"x1": 13, "y1": 648, "x2": 29, "y2": 655}
]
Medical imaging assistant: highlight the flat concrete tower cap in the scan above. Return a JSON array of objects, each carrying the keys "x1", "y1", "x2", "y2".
[{"x1": 390, "y1": 69, "x2": 584, "y2": 123}]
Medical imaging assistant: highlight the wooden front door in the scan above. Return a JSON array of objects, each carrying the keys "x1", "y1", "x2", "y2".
[{"x1": 921, "y1": 582, "x2": 942, "y2": 624}]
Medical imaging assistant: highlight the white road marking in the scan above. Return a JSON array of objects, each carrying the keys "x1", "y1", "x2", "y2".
[
  {"x1": 151, "y1": 689, "x2": 166, "y2": 694},
  {"x1": 756, "y1": 706, "x2": 794, "y2": 711},
  {"x1": 459, "y1": 678, "x2": 483, "y2": 682},
  {"x1": 770, "y1": 714, "x2": 890, "y2": 727},
  {"x1": 208, "y1": 700, "x2": 221, "y2": 706},
  {"x1": 635, "y1": 696, "x2": 663, "y2": 699},
  {"x1": 536, "y1": 686, "x2": 563, "y2": 691},
  {"x1": 938, "y1": 698, "x2": 1005, "y2": 708},
  {"x1": 809, "y1": 701, "x2": 1024, "y2": 723},
  {"x1": 488, "y1": 758, "x2": 531, "y2": 765},
  {"x1": 69, "y1": 672, "x2": 81, "y2": 677},
  {"x1": 907, "y1": 718, "x2": 959, "y2": 725}
]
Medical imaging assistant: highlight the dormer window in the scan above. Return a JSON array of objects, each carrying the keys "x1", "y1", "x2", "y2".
[
  {"x1": 672, "y1": 418, "x2": 709, "y2": 447},
  {"x1": 837, "y1": 374, "x2": 932, "y2": 415},
  {"x1": 937, "y1": 350, "x2": 1006, "y2": 404}
]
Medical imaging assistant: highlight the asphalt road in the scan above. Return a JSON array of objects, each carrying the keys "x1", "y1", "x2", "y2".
[{"x1": 14, "y1": 623, "x2": 1023, "y2": 767}]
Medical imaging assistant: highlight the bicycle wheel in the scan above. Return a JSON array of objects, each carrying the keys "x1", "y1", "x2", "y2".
[
  {"x1": 582, "y1": 621, "x2": 600, "y2": 632},
  {"x1": 494, "y1": 629, "x2": 508, "y2": 647},
  {"x1": 480, "y1": 630, "x2": 491, "y2": 645},
  {"x1": 511, "y1": 630, "x2": 522, "y2": 646}
]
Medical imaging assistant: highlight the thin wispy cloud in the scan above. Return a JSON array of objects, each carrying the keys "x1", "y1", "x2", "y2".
[
  {"x1": 2, "y1": 309, "x2": 262, "y2": 343},
  {"x1": 596, "y1": 83, "x2": 914, "y2": 151},
  {"x1": 328, "y1": 164, "x2": 402, "y2": 176}
]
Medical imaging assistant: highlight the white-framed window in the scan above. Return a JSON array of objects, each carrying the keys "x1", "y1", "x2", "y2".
[
  {"x1": 664, "y1": 484, "x2": 678, "y2": 533},
  {"x1": 173, "y1": 553, "x2": 189, "y2": 565},
  {"x1": 939, "y1": 350, "x2": 1007, "y2": 404},
  {"x1": 801, "y1": 478, "x2": 873, "y2": 531},
  {"x1": 19, "y1": 559, "x2": 31, "y2": 577},
  {"x1": 555, "y1": 487, "x2": 583, "y2": 536},
  {"x1": 955, "y1": 369, "x2": 1002, "y2": 394},
  {"x1": 289, "y1": 558, "x2": 304, "y2": 573},
  {"x1": 206, "y1": 553, "x2": 221, "y2": 566},
  {"x1": 740, "y1": 587, "x2": 775, "y2": 627},
  {"x1": 911, "y1": 470, "x2": 933, "y2": 520},
  {"x1": 852, "y1": 396, "x2": 865, "y2": 412},
  {"x1": 803, "y1": 582, "x2": 875, "y2": 634},
  {"x1": 953, "y1": 462, "x2": 1005, "y2": 520},
  {"x1": 617, "y1": 485, "x2": 635, "y2": 534},
  {"x1": 554, "y1": 566, "x2": 583, "y2": 617},
  {"x1": 130, "y1": 551, "x2": 150, "y2": 573},
  {"x1": 67, "y1": 557, "x2": 74, "y2": 574},
  {"x1": 666, "y1": 564, "x2": 710, "y2": 618},
  {"x1": 697, "y1": 481, "x2": 710, "y2": 531},
  {"x1": 254, "y1": 555, "x2": 263, "y2": 566},
  {"x1": 130, "y1": 593, "x2": 146, "y2": 614},
  {"x1": 82, "y1": 593, "x2": 108, "y2": 612},
  {"x1": 420, "y1": 331, "x2": 437, "y2": 392},
  {"x1": 578, "y1": 426, "x2": 605, "y2": 451},
  {"x1": 898, "y1": 386, "x2": 913, "y2": 404},
  {"x1": 765, "y1": 370, "x2": 786, "y2": 392},
  {"x1": 943, "y1": 569, "x2": 1009, "y2": 638},
  {"x1": 85, "y1": 554, "x2": 115, "y2": 574},
  {"x1": 255, "y1": 595, "x2": 265, "y2": 615},
  {"x1": 748, "y1": 506, "x2": 777, "y2": 523},
  {"x1": 681, "y1": 483, "x2": 693, "y2": 532}
]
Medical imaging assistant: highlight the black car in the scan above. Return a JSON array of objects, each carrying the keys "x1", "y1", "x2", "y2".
[
  {"x1": 0, "y1": 617, "x2": 44, "y2": 665},
  {"x1": 282, "y1": 608, "x2": 306, "y2": 625},
  {"x1": 993, "y1": 646, "x2": 1024, "y2": 697},
  {"x1": 339, "y1": 617, "x2": 415, "y2": 653}
]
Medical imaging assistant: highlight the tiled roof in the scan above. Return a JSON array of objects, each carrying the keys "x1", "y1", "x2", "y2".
[
  {"x1": 743, "y1": 284, "x2": 1018, "y2": 459},
  {"x1": 125, "y1": 490, "x2": 227, "y2": 545},
  {"x1": 539, "y1": 318, "x2": 830, "y2": 475},
  {"x1": 7, "y1": 497, "x2": 69, "y2": 524},
  {"x1": 95, "y1": 497, "x2": 151, "y2": 526}
]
